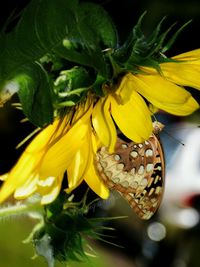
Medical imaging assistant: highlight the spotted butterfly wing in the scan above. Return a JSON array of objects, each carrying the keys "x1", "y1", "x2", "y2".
[{"x1": 96, "y1": 122, "x2": 165, "y2": 220}]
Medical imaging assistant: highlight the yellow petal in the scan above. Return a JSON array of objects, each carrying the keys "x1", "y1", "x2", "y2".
[
  {"x1": 91, "y1": 129, "x2": 101, "y2": 152},
  {"x1": 27, "y1": 117, "x2": 68, "y2": 153},
  {"x1": 110, "y1": 91, "x2": 153, "y2": 142},
  {"x1": 40, "y1": 104, "x2": 93, "y2": 177},
  {"x1": 0, "y1": 174, "x2": 8, "y2": 181},
  {"x1": 0, "y1": 152, "x2": 42, "y2": 203},
  {"x1": 84, "y1": 134, "x2": 109, "y2": 199},
  {"x1": 92, "y1": 97, "x2": 117, "y2": 152},
  {"x1": 128, "y1": 73, "x2": 199, "y2": 116},
  {"x1": 141, "y1": 49, "x2": 200, "y2": 90},
  {"x1": 84, "y1": 161, "x2": 109, "y2": 199},
  {"x1": 39, "y1": 174, "x2": 63, "y2": 204},
  {"x1": 115, "y1": 75, "x2": 132, "y2": 104},
  {"x1": 80, "y1": 130, "x2": 109, "y2": 199},
  {"x1": 66, "y1": 151, "x2": 85, "y2": 192},
  {"x1": 103, "y1": 97, "x2": 117, "y2": 152},
  {"x1": 160, "y1": 62, "x2": 200, "y2": 90},
  {"x1": 172, "y1": 48, "x2": 200, "y2": 61},
  {"x1": 92, "y1": 98, "x2": 110, "y2": 148},
  {"x1": 71, "y1": 96, "x2": 92, "y2": 124},
  {"x1": 14, "y1": 174, "x2": 38, "y2": 199},
  {"x1": 153, "y1": 95, "x2": 200, "y2": 116},
  {"x1": 0, "y1": 117, "x2": 69, "y2": 203},
  {"x1": 66, "y1": 135, "x2": 89, "y2": 192}
]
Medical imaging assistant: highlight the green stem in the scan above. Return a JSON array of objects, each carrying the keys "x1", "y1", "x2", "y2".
[{"x1": 0, "y1": 202, "x2": 44, "y2": 219}]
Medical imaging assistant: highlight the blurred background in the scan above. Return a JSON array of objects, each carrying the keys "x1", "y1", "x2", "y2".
[{"x1": 0, "y1": 0, "x2": 200, "y2": 266}]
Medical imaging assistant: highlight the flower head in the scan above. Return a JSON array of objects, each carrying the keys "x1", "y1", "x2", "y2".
[{"x1": 0, "y1": 10, "x2": 200, "y2": 206}]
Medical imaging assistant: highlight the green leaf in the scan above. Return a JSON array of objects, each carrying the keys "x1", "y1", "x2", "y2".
[
  {"x1": 112, "y1": 12, "x2": 147, "y2": 63},
  {"x1": 0, "y1": 0, "x2": 78, "y2": 85},
  {"x1": 55, "y1": 2, "x2": 118, "y2": 78},
  {"x1": 78, "y1": 2, "x2": 118, "y2": 49},
  {"x1": 0, "y1": 0, "x2": 117, "y2": 110},
  {"x1": 17, "y1": 63, "x2": 54, "y2": 127}
]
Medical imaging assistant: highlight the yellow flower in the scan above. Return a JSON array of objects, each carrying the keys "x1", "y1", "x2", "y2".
[{"x1": 0, "y1": 49, "x2": 199, "y2": 205}]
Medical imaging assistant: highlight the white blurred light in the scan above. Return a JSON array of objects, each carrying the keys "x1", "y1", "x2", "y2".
[
  {"x1": 160, "y1": 124, "x2": 200, "y2": 227},
  {"x1": 160, "y1": 205, "x2": 200, "y2": 229},
  {"x1": 176, "y1": 208, "x2": 199, "y2": 229},
  {"x1": 163, "y1": 126, "x2": 200, "y2": 204},
  {"x1": 147, "y1": 222, "x2": 166, "y2": 241},
  {"x1": 0, "y1": 81, "x2": 19, "y2": 105}
]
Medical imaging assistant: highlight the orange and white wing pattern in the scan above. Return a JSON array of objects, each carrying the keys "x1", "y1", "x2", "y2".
[{"x1": 96, "y1": 122, "x2": 165, "y2": 220}]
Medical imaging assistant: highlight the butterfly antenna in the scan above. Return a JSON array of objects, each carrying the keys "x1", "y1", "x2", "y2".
[
  {"x1": 162, "y1": 130, "x2": 185, "y2": 146},
  {"x1": 152, "y1": 114, "x2": 185, "y2": 145}
]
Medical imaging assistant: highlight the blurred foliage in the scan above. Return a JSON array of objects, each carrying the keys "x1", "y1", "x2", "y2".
[{"x1": 0, "y1": 217, "x2": 114, "y2": 267}]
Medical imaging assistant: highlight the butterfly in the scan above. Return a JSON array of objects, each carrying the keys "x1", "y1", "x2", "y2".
[{"x1": 95, "y1": 121, "x2": 165, "y2": 220}]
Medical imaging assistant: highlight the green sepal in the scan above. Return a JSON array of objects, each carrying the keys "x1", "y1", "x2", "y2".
[
  {"x1": 54, "y1": 66, "x2": 96, "y2": 108},
  {"x1": 111, "y1": 13, "x2": 193, "y2": 74},
  {"x1": 42, "y1": 214, "x2": 89, "y2": 262},
  {"x1": 111, "y1": 12, "x2": 147, "y2": 64},
  {"x1": 161, "y1": 19, "x2": 192, "y2": 53},
  {"x1": 54, "y1": 67, "x2": 94, "y2": 95}
]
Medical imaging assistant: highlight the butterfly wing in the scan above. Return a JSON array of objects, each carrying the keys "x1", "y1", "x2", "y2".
[
  {"x1": 120, "y1": 134, "x2": 165, "y2": 220},
  {"x1": 96, "y1": 128, "x2": 165, "y2": 220}
]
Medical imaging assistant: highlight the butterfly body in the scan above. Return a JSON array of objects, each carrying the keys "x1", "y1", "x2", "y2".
[{"x1": 96, "y1": 122, "x2": 165, "y2": 220}]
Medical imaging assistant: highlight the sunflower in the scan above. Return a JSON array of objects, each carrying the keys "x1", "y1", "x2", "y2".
[{"x1": 0, "y1": 49, "x2": 199, "y2": 205}]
